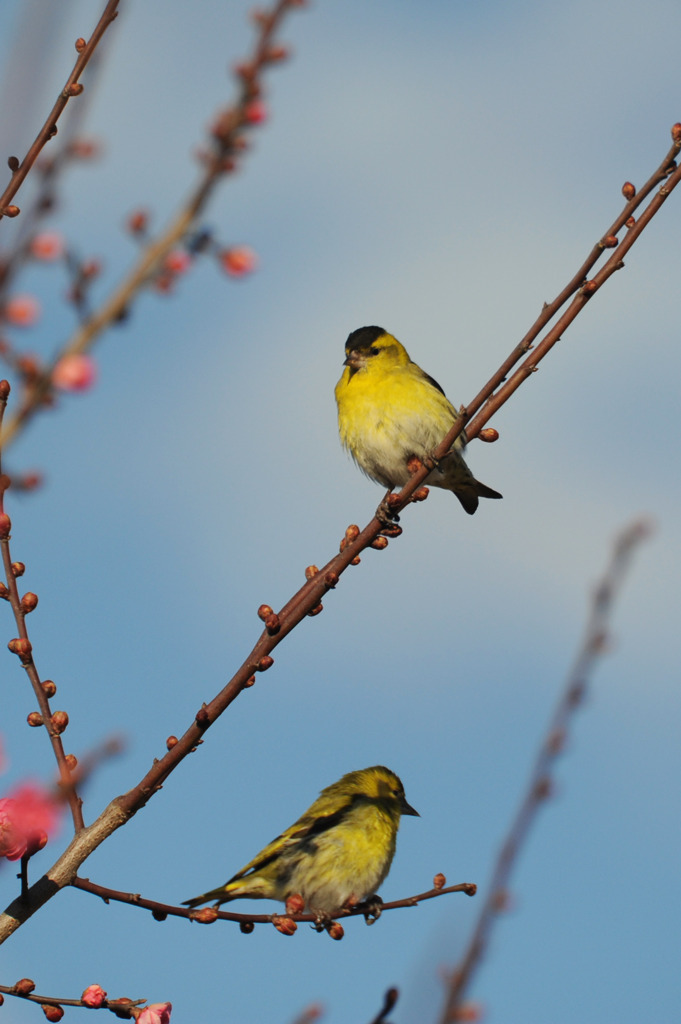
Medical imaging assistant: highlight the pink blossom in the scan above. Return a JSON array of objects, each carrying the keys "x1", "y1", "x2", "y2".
[
  {"x1": 0, "y1": 782, "x2": 62, "y2": 861},
  {"x1": 52, "y1": 354, "x2": 97, "y2": 392},
  {"x1": 137, "y1": 1003, "x2": 172, "y2": 1024},
  {"x1": 0, "y1": 801, "x2": 28, "y2": 860},
  {"x1": 81, "y1": 985, "x2": 107, "y2": 1008}
]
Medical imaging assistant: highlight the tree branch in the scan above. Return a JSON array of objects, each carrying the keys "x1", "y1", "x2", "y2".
[
  {"x1": 437, "y1": 519, "x2": 651, "y2": 1023},
  {"x1": 0, "y1": 0, "x2": 120, "y2": 221}
]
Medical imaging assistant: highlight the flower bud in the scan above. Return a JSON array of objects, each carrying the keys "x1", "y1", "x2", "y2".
[
  {"x1": 64, "y1": 754, "x2": 78, "y2": 770},
  {"x1": 244, "y1": 675, "x2": 256, "y2": 688},
  {"x1": 257, "y1": 655, "x2": 274, "y2": 671},
  {"x1": 220, "y1": 246, "x2": 257, "y2": 278},
  {"x1": 42, "y1": 679, "x2": 57, "y2": 697},
  {"x1": 273, "y1": 915, "x2": 297, "y2": 935},
  {"x1": 244, "y1": 100, "x2": 267, "y2": 124},
  {"x1": 327, "y1": 922, "x2": 344, "y2": 940},
  {"x1": 0, "y1": 380, "x2": 10, "y2": 400},
  {"x1": 240, "y1": 920, "x2": 254, "y2": 934},
  {"x1": 67, "y1": 83, "x2": 84, "y2": 97},
  {"x1": 345, "y1": 524, "x2": 360, "y2": 542},
  {"x1": 304, "y1": 565, "x2": 319, "y2": 580},
  {"x1": 195, "y1": 707, "x2": 210, "y2": 729},
  {"x1": 285, "y1": 893, "x2": 305, "y2": 915},
  {"x1": 621, "y1": 181, "x2": 636, "y2": 200},
  {"x1": 0, "y1": 582, "x2": 8, "y2": 599},
  {"x1": 75, "y1": 37, "x2": 86, "y2": 52},
  {"x1": 433, "y1": 872, "x2": 446, "y2": 889},
  {"x1": 27, "y1": 711, "x2": 43, "y2": 727},
  {"x1": 82, "y1": 985, "x2": 107, "y2": 1009},
  {"x1": 0, "y1": 514, "x2": 11, "y2": 538},
  {"x1": 52, "y1": 354, "x2": 96, "y2": 392},
  {"x1": 626, "y1": 216, "x2": 636, "y2": 228},
  {"x1": 166, "y1": 735, "x2": 178, "y2": 750},
  {"x1": 50, "y1": 711, "x2": 69, "y2": 734},
  {"x1": 351, "y1": 556, "x2": 361, "y2": 566},
  {"x1": 257, "y1": 604, "x2": 273, "y2": 621},
  {"x1": 21, "y1": 592, "x2": 38, "y2": 613},
  {"x1": 2, "y1": 206, "x2": 20, "y2": 218},
  {"x1": 307, "y1": 603, "x2": 323, "y2": 616},
  {"x1": 14, "y1": 978, "x2": 36, "y2": 995},
  {"x1": 265, "y1": 613, "x2": 280, "y2": 635},
  {"x1": 581, "y1": 280, "x2": 597, "y2": 295},
  {"x1": 478, "y1": 428, "x2": 499, "y2": 443},
  {"x1": 602, "y1": 234, "x2": 618, "y2": 248},
  {"x1": 370, "y1": 536, "x2": 388, "y2": 550},
  {"x1": 9, "y1": 637, "x2": 32, "y2": 661},
  {"x1": 41, "y1": 1005, "x2": 64, "y2": 1022},
  {"x1": 671, "y1": 122, "x2": 681, "y2": 143},
  {"x1": 5, "y1": 295, "x2": 40, "y2": 326},
  {"x1": 127, "y1": 209, "x2": 149, "y2": 234},
  {"x1": 412, "y1": 486, "x2": 430, "y2": 501},
  {"x1": 191, "y1": 906, "x2": 219, "y2": 924},
  {"x1": 11, "y1": 561, "x2": 25, "y2": 577}
]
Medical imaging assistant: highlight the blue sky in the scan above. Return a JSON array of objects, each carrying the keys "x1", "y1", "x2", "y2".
[{"x1": 0, "y1": 1, "x2": 679, "y2": 1022}]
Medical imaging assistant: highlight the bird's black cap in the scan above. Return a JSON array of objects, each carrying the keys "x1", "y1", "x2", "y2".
[{"x1": 345, "y1": 326, "x2": 386, "y2": 351}]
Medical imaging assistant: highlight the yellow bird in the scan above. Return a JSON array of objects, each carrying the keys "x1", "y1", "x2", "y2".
[
  {"x1": 335, "y1": 326, "x2": 502, "y2": 514},
  {"x1": 183, "y1": 766, "x2": 418, "y2": 917}
]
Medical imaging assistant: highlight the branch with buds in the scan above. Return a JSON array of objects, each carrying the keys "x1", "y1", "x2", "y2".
[
  {"x1": 436, "y1": 519, "x2": 651, "y2": 1023},
  {"x1": 71, "y1": 873, "x2": 476, "y2": 940}
]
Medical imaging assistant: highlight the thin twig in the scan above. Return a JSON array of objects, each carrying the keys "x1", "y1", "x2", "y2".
[
  {"x1": 0, "y1": 381, "x2": 84, "y2": 830},
  {"x1": 436, "y1": 519, "x2": 651, "y2": 1024},
  {"x1": 71, "y1": 875, "x2": 475, "y2": 927},
  {"x1": 0, "y1": 0, "x2": 120, "y2": 221},
  {"x1": 0, "y1": 982, "x2": 144, "y2": 1017}
]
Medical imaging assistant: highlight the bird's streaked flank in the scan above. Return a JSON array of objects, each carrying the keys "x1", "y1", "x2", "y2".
[
  {"x1": 183, "y1": 766, "x2": 418, "y2": 917},
  {"x1": 335, "y1": 326, "x2": 502, "y2": 514}
]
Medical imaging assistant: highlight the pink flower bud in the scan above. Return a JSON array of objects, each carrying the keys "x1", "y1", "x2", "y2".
[
  {"x1": 163, "y1": 250, "x2": 192, "y2": 275},
  {"x1": 244, "y1": 100, "x2": 268, "y2": 124},
  {"x1": 81, "y1": 985, "x2": 107, "y2": 1008},
  {"x1": 30, "y1": 233, "x2": 65, "y2": 261},
  {"x1": 52, "y1": 354, "x2": 96, "y2": 391},
  {"x1": 220, "y1": 246, "x2": 257, "y2": 278},
  {"x1": 5, "y1": 295, "x2": 40, "y2": 326}
]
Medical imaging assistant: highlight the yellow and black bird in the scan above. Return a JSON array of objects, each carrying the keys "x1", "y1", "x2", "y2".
[
  {"x1": 183, "y1": 766, "x2": 418, "y2": 917},
  {"x1": 335, "y1": 326, "x2": 502, "y2": 514}
]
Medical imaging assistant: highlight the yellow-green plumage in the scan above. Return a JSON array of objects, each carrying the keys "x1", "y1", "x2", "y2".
[
  {"x1": 335, "y1": 326, "x2": 502, "y2": 514},
  {"x1": 182, "y1": 766, "x2": 418, "y2": 916}
]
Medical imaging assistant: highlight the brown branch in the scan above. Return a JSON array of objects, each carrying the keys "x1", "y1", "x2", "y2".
[
  {"x1": 71, "y1": 875, "x2": 475, "y2": 928},
  {"x1": 0, "y1": 983, "x2": 144, "y2": 1018},
  {"x1": 436, "y1": 519, "x2": 651, "y2": 1024},
  {"x1": 0, "y1": 0, "x2": 305, "y2": 449},
  {"x1": 0, "y1": 381, "x2": 83, "y2": 831},
  {"x1": 0, "y1": 0, "x2": 120, "y2": 222}
]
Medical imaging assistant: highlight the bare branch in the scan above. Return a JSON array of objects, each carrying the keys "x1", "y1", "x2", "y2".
[
  {"x1": 436, "y1": 519, "x2": 651, "y2": 1024},
  {"x1": 70, "y1": 875, "x2": 475, "y2": 929},
  {"x1": 0, "y1": 381, "x2": 83, "y2": 830},
  {"x1": 0, "y1": 0, "x2": 120, "y2": 222}
]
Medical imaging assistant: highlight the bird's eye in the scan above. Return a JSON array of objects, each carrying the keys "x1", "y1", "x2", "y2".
[{"x1": 368, "y1": 346, "x2": 379, "y2": 356}]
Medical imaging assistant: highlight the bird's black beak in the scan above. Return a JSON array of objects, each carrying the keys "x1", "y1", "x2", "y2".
[{"x1": 401, "y1": 796, "x2": 419, "y2": 817}]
